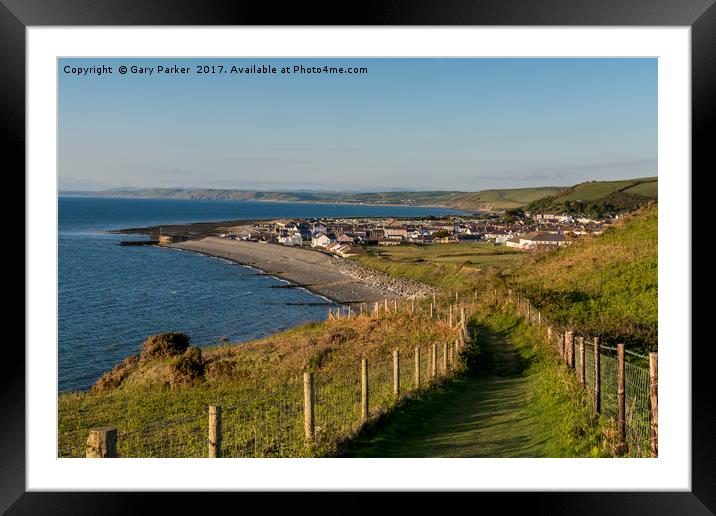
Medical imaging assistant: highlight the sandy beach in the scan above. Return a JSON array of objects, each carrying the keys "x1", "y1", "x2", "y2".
[{"x1": 171, "y1": 237, "x2": 401, "y2": 304}]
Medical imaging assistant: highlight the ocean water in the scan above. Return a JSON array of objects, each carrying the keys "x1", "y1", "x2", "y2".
[{"x1": 58, "y1": 196, "x2": 461, "y2": 392}]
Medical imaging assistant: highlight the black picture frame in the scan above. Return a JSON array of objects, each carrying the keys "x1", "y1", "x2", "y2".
[{"x1": 5, "y1": 0, "x2": 710, "y2": 512}]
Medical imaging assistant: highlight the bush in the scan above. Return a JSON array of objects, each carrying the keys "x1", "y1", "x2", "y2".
[
  {"x1": 90, "y1": 354, "x2": 139, "y2": 392},
  {"x1": 140, "y1": 332, "x2": 191, "y2": 361},
  {"x1": 169, "y1": 346, "x2": 205, "y2": 387}
]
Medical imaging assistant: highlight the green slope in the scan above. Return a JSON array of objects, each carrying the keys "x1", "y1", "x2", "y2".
[
  {"x1": 510, "y1": 203, "x2": 657, "y2": 351},
  {"x1": 527, "y1": 177, "x2": 657, "y2": 216}
]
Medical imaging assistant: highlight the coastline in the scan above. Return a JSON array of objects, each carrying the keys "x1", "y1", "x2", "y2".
[
  {"x1": 170, "y1": 237, "x2": 439, "y2": 304},
  {"x1": 61, "y1": 193, "x2": 463, "y2": 211}
]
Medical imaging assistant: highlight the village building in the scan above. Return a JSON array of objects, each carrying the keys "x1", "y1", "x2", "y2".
[
  {"x1": 508, "y1": 232, "x2": 569, "y2": 250},
  {"x1": 278, "y1": 233, "x2": 303, "y2": 246},
  {"x1": 483, "y1": 229, "x2": 511, "y2": 244},
  {"x1": 336, "y1": 233, "x2": 354, "y2": 244},
  {"x1": 384, "y1": 226, "x2": 408, "y2": 240},
  {"x1": 311, "y1": 233, "x2": 332, "y2": 248}
]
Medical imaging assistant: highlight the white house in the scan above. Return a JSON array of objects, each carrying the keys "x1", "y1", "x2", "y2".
[
  {"x1": 311, "y1": 234, "x2": 332, "y2": 248},
  {"x1": 509, "y1": 232, "x2": 569, "y2": 250},
  {"x1": 484, "y1": 229, "x2": 511, "y2": 244},
  {"x1": 278, "y1": 233, "x2": 303, "y2": 246}
]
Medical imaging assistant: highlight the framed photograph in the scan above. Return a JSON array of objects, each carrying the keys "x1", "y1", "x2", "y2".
[{"x1": 8, "y1": 0, "x2": 711, "y2": 511}]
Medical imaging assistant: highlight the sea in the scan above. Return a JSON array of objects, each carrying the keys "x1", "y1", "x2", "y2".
[{"x1": 59, "y1": 196, "x2": 461, "y2": 392}]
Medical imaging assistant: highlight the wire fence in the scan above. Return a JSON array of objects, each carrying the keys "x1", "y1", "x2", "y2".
[
  {"x1": 506, "y1": 288, "x2": 656, "y2": 457},
  {"x1": 63, "y1": 288, "x2": 654, "y2": 459},
  {"x1": 65, "y1": 295, "x2": 468, "y2": 458}
]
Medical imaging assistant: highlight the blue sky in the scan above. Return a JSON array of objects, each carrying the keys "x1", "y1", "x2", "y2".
[{"x1": 58, "y1": 58, "x2": 657, "y2": 191}]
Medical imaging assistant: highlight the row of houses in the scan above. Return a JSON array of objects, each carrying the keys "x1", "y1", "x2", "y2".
[{"x1": 220, "y1": 212, "x2": 612, "y2": 254}]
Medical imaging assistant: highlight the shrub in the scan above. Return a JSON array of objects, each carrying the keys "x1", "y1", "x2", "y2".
[
  {"x1": 140, "y1": 332, "x2": 190, "y2": 361},
  {"x1": 169, "y1": 346, "x2": 204, "y2": 387},
  {"x1": 90, "y1": 354, "x2": 139, "y2": 392}
]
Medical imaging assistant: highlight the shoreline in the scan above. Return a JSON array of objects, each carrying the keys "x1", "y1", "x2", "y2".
[
  {"x1": 169, "y1": 237, "x2": 439, "y2": 304},
  {"x1": 166, "y1": 245, "x2": 341, "y2": 305},
  {"x1": 62, "y1": 193, "x2": 464, "y2": 211}
]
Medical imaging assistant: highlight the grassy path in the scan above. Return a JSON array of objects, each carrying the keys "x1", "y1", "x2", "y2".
[{"x1": 338, "y1": 325, "x2": 553, "y2": 457}]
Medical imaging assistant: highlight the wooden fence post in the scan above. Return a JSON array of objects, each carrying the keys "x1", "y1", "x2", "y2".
[
  {"x1": 393, "y1": 349, "x2": 400, "y2": 397},
  {"x1": 431, "y1": 343, "x2": 437, "y2": 380},
  {"x1": 547, "y1": 326, "x2": 552, "y2": 341},
  {"x1": 86, "y1": 427, "x2": 117, "y2": 458},
  {"x1": 617, "y1": 343, "x2": 626, "y2": 455},
  {"x1": 578, "y1": 337, "x2": 585, "y2": 388},
  {"x1": 537, "y1": 311, "x2": 541, "y2": 325},
  {"x1": 594, "y1": 336, "x2": 601, "y2": 415},
  {"x1": 430, "y1": 303, "x2": 434, "y2": 319},
  {"x1": 565, "y1": 330, "x2": 574, "y2": 368},
  {"x1": 448, "y1": 341, "x2": 454, "y2": 369},
  {"x1": 449, "y1": 305, "x2": 453, "y2": 327},
  {"x1": 304, "y1": 373, "x2": 315, "y2": 441},
  {"x1": 361, "y1": 359, "x2": 369, "y2": 421},
  {"x1": 414, "y1": 346, "x2": 421, "y2": 390},
  {"x1": 649, "y1": 352, "x2": 658, "y2": 458},
  {"x1": 384, "y1": 298, "x2": 389, "y2": 313},
  {"x1": 208, "y1": 405, "x2": 222, "y2": 458},
  {"x1": 442, "y1": 342, "x2": 448, "y2": 374}
]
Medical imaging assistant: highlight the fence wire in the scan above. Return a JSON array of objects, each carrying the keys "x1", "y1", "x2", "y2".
[{"x1": 508, "y1": 290, "x2": 654, "y2": 457}]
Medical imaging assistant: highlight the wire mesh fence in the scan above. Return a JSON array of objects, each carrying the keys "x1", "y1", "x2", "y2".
[
  {"x1": 63, "y1": 289, "x2": 650, "y2": 459},
  {"x1": 65, "y1": 314, "x2": 465, "y2": 459},
  {"x1": 220, "y1": 380, "x2": 306, "y2": 458},
  {"x1": 505, "y1": 289, "x2": 656, "y2": 457},
  {"x1": 314, "y1": 369, "x2": 362, "y2": 454},
  {"x1": 118, "y1": 415, "x2": 206, "y2": 458}
]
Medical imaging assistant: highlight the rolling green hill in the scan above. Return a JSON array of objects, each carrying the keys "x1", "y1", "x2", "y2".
[
  {"x1": 510, "y1": 202, "x2": 657, "y2": 351},
  {"x1": 63, "y1": 177, "x2": 656, "y2": 214},
  {"x1": 526, "y1": 177, "x2": 657, "y2": 217}
]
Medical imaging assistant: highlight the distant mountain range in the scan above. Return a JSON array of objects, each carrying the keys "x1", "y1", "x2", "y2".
[{"x1": 61, "y1": 176, "x2": 657, "y2": 214}]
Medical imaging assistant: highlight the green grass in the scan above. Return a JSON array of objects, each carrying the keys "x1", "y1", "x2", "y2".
[
  {"x1": 338, "y1": 307, "x2": 614, "y2": 458},
  {"x1": 58, "y1": 304, "x2": 464, "y2": 458},
  {"x1": 350, "y1": 242, "x2": 524, "y2": 291},
  {"x1": 526, "y1": 177, "x2": 657, "y2": 217},
  {"x1": 623, "y1": 180, "x2": 658, "y2": 198},
  {"x1": 557, "y1": 177, "x2": 658, "y2": 202},
  {"x1": 347, "y1": 205, "x2": 657, "y2": 352},
  {"x1": 510, "y1": 204, "x2": 657, "y2": 351}
]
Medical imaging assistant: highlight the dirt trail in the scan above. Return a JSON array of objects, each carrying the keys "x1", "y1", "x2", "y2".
[{"x1": 339, "y1": 326, "x2": 551, "y2": 457}]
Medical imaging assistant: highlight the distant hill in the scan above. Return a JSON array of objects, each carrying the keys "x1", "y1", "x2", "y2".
[
  {"x1": 62, "y1": 177, "x2": 656, "y2": 214},
  {"x1": 61, "y1": 186, "x2": 564, "y2": 212},
  {"x1": 526, "y1": 177, "x2": 657, "y2": 217}
]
